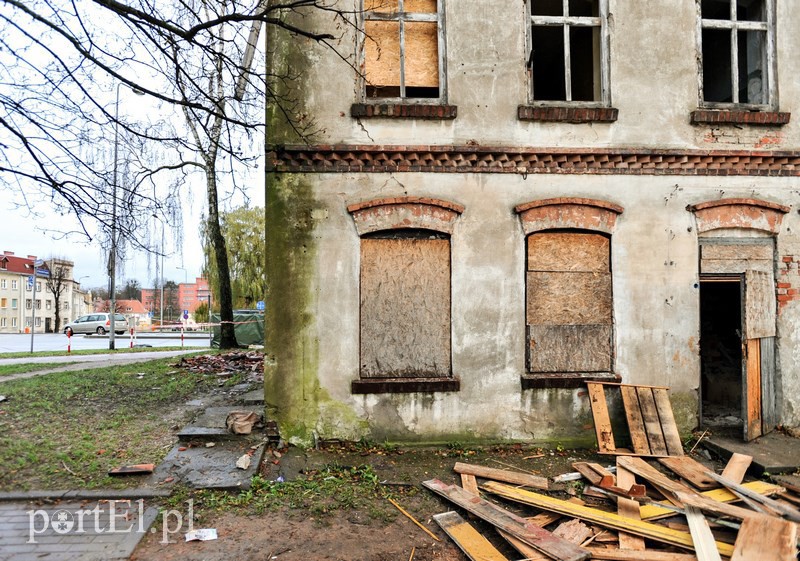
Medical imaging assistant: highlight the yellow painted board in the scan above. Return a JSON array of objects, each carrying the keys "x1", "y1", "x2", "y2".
[
  {"x1": 640, "y1": 480, "x2": 784, "y2": 520},
  {"x1": 433, "y1": 511, "x2": 508, "y2": 561},
  {"x1": 481, "y1": 481, "x2": 735, "y2": 558}
]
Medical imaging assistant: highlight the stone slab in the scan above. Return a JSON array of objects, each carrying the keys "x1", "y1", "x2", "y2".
[
  {"x1": 155, "y1": 440, "x2": 265, "y2": 491},
  {"x1": 703, "y1": 431, "x2": 800, "y2": 475}
]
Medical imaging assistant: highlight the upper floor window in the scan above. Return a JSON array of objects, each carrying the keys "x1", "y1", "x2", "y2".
[
  {"x1": 1, "y1": 279, "x2": 6, "y2": 289},
  {"x1": 362, "y1": 0, "x2": 445, "y2": 101},
  {"x1": 11, "y1": 280, "x2": 17, "y2": 290},
  {"x1": 699, "y1": 0, "x2": 774, "y2": 108},
  {"x1": 527, "y1": 0, "x2": 610, "y2": 105}
]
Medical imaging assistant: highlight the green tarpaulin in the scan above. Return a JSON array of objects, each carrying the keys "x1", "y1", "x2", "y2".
[{"x1": 210, "y1": 310, "x2": 264, "y2": 348}]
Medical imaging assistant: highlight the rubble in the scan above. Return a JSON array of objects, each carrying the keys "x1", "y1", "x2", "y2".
[{"x1": 173, "y1": 351, "x2": 263, "y2": 382}]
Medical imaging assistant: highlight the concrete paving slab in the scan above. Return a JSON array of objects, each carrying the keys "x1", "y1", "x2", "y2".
[
  {"x1": 703, "y1": 430, "x2": 800, "y2": 475},
  {"x1": 155, "y1": 440, "x2": 265, "y2": 490},
  {"x1": 239, "y1": 389, "x2": 265, "y2": 405},
  {"x1": 0, "y1": 499, "x2": 158, "y2": 561}
]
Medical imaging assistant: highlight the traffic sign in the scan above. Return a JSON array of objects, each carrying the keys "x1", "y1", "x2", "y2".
[
  {"x1": 256, "y1": 300, "x2": 265, "y2": 311},
  {"x1": 35, "y1": 268, "x2": 50, "y2": 277},
  {"x1": 183, "y1": 310, "x2": 189, "y2": 319},
  {"x1": 27, "y1": 276, "x2": 34, "y2": 286}
]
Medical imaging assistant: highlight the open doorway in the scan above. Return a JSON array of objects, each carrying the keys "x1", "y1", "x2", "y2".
[{"x1": 699, "y1": 279, "x2": 742, "y2": 429}]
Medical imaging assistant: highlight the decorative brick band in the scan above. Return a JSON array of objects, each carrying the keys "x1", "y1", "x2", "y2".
[
  {"x1": 515, "y1": 197, "x2": 623, "y2": 235},
  {"x1": 268, "y1": 145, "x2": 800, "y2": 177},
  {"x1": 688, "y1": 198, "x2": 790, "y2": 234},
  {"x1": 518, "y1": 105, "x2": 618, "y2": 123},
  {"x1": 691, "y1": 110, "x2": 790, "y2": 126},
  {"x1": 351, "y1": 103, "x2": 458, "y2": 120},
  {"x1": 347, "y1": 196, "x2": 464, "y2": 236}
]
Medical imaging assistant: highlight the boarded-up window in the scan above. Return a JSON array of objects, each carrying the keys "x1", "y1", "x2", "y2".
[
  {"x1": 526, "y1": 231, "x2": 612, "y2": 373},
  {"x1": 360, "y1": 230, "x2": 451, "y2": 378},
  {"x1": 364, "y1": 0, "x2": 442, "y2": 99}
]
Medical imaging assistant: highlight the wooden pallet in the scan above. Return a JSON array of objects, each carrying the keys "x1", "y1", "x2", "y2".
[{"x1": 587, "y1": 382, "x2": 684, "y2": 457}]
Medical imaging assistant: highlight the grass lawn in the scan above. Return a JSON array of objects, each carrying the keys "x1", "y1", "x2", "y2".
[
  {"x1": 0, "y1": 356, "x2": 226, "y2": 491},
  {"x1": 0, "y1": 363, "x2": 65, "y2": 377},
  {"x1": 0, "y1": 346, "x2": 203, "y2": 360}
]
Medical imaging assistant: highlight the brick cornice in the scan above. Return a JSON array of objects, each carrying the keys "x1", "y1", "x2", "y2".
[{"x1": 268, "y1": 145, "x2": 800, "y2": 176}]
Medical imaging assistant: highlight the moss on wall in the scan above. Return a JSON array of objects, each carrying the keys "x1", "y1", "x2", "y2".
[{"x1": 669, "y1": 390, "x2": 699, "y2": 437}]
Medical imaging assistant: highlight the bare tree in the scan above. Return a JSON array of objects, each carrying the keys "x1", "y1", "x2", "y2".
[{"x1": 0, "y1": 0, "x2": 356, "y2": 349}]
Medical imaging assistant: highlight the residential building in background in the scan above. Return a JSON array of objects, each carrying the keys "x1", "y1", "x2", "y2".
[
  {"x1": 94, "y1": 298, "x2": 150, "y2": 329},
  {"x1": 141, "y1": 277, "x2": 210, "y2": 324}
]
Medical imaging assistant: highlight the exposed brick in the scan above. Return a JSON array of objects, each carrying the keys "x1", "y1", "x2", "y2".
[
  {"x1": 350, "y1": 103, "x2": 457, "y2": 120},
  {"x1": 518, "y1": 105, "x2": 619, "y2": 123},
  {"x1": 691, "y1": 110, "x2": 791, "y2": 126}
]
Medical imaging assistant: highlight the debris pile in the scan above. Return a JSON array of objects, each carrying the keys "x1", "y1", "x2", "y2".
[
  {"x1": 174, "y1": 351, "x2": 263, "y2": 382},
  {"x1": 423, "y1": 383, "x2": 800, "y2": 561}
]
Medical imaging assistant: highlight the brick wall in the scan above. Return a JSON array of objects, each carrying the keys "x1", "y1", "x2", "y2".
[{"x1": 778, "y1": 256, "x2": 800, "y2": 312}]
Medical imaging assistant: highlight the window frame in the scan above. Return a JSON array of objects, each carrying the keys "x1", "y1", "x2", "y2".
[
  {"x1": 360, "y1": 0, "x2": 448, "y2": 103},
  {"x1": 525, "y1": 0, "x2": 611, "y2": 107},
  {"x1": 696, "y1": 0, "x2": 776, "y2": 110}
]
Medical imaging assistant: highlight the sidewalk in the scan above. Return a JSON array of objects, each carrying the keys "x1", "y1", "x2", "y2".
[{"x1": 0, "y1": 497, "x2": 159, "y2": 561}]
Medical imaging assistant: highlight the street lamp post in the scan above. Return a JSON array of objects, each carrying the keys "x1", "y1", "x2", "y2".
[{"x1": 109, "y1": 83, "x2": 144, "y2": 350}]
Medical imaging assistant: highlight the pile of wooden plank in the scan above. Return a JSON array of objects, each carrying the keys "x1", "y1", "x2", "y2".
[{"x1": 422, "y1": 383, "x2": 800, "y2": 561}]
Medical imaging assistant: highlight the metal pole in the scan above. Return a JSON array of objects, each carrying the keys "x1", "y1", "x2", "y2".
[
  {"x1": 160, "y1": 223, "x2": 164, "y2": 329},
  {"x1": 29, "y1": 273, "x2": 37, "y2": 353},
  {"x1": 109, "y1": 83, "x2": 120, "y2": 350},
  {"x1": 208, "y1": 294, "x2": 212, "y2": 347}
]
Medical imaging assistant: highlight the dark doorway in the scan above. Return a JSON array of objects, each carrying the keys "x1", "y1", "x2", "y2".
[
  {"x1": 45, "y1": 317, "x2": 52, "y2": 333},
  {"x1": 700, "y1": 279, "x2": 742, "y2": 427}
]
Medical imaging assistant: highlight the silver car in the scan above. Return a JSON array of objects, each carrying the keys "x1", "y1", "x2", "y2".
[{"x1": 63, "y1": 313, "x2": 128, "y2": 335}]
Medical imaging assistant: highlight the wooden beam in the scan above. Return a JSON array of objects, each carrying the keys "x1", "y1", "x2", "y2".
[
  {"x1": 481, "y1": 481, "x2": 735, "y2": 557},
  {"x1": 704, "y1": 471, "x2": 800, "y2": 522},
  {"x1": 454, "y1": 462, "x2": 548, "y2": 490},
  {"x1": 433, "y1": 511, "x2": 509, "y2": 561},
  {"x1": 639, "y1": 480, "x2": 784, "y2": 520},
  {"x1": 586, "y1": 550, "x2": 699, "y2": 560},
  {"x1": 422, "y1": 479, "x2": 589, "y2": 561},
  {"x1": 616, "y1": 462, "x2": 645, "y2": 551}
]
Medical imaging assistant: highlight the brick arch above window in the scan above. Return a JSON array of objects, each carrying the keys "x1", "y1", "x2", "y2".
[
  {"x1": 514, "y1": 197, "x2": 624, "y2": 236},
  {"x1": 687, "y1": 198, "x2": 790, "y2": 235},
  {"x1": 347, "y1": 197, "x2": 464, "y2": 236}
]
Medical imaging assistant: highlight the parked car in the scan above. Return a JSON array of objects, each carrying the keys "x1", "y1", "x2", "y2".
[{"x1": 63, "y1": 313, "x2": 128, "y2": 336}]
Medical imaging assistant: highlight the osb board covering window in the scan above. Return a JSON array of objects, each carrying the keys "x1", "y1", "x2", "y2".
[
  {"x1": 527, "y1": 231, "x2": 612, "y2": 373},
  {"x1": 364, "y1": 0, "x2": 439, "y2": 97},
  {"x1": 360, "y1": 236, "x2": 450, "y2": 378}
]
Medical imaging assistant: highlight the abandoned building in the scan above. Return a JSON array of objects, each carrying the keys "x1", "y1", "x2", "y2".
[{"x1": 264, "y1": 0, "x2": 800, "y2": 447}]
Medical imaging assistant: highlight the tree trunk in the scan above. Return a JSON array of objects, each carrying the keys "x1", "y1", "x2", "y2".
[{"x1": 206, "y1": 166, "x2": 237, "y2": 349}]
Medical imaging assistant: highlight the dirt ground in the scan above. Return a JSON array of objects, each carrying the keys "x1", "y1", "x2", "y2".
[{"x1": 131, "y1": 444, "x2": 678, "y2": 561}]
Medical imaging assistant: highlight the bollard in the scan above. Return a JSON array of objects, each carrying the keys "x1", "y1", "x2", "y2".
[
  {"x1": 181, "y1": 325, "x2": 184, "y2": 348},
  {"x1": 67, "y1": 330, "x2": 71, "y2": 354},
  {"x1": 129, "y1": 327, "x2": 134, "y2": 349}
]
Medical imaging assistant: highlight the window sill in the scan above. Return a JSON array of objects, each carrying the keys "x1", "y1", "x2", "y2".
[
  {"x1": 690, "y1": 110, "x2": 790, "y2": 126},
  {"x1": 351, "y1": 103, "x2": 457, "y2": 120},
  {"x1": 521, "y1": 373, "x2": 621, "y2": 390},
  {"x1": 518, "y1": 105, "x2": 618, "y2": 123},
  {"x1": 351, "y1": 377, "x2": 460, "y2": 394}
]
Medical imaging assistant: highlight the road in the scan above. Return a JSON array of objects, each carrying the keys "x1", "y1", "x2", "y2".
[{"x1": 0, "y1": 333, "x2": 210, "y2": 354}]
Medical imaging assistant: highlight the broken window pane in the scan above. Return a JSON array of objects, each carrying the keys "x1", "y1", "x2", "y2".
[{"x1": 364, "y1": 0, "x2": 441, "y2": 99}]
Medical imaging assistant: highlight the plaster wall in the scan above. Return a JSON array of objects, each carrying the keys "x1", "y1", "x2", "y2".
[
  {"x1": 265, "y1": 171, "x2": 800, "y2": 444},
  {"x1": 272, "y1": 1, "x2": 800, "y2": 150}
]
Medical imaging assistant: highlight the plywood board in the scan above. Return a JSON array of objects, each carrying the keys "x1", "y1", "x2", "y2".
[
  {"x1": 527, "y1": 272, "x2": 612, "y2": 325},
  {"x1": 360, "y1": 238, "x2": 450, "y2": 378},
  {"x1": 404, "y1": 21, "x2": 439, "y2": 88},
  {"x1": 528, "y1": 232, "x2": 610, "y2": 272},
  {"x1": 528, "y1": 324, "x2": 611, "y2": 372},
  {"x1": 731, "y1": 514, "x2": 798, "y2": 561},
  {"x1": 745, "y1": 269, "x2": 776, "y2": 339},
  {"x1": 433, "y1": 511, "x2": 509, "y2": 561},
  {"x1": 365, "y1": 20, "x2": 401, "y2": 87}
]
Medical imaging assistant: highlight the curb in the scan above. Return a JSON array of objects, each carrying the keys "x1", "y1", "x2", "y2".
[{"x1": 0, "y1": 488, "x2": 173, "y2": 502}]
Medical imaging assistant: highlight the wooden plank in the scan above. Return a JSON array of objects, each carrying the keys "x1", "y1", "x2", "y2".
[
  {"x1": 744, "y1": 338, "x2": 762, "y2": 441},
  {"x1": 422, "y1": 479, "x2": 590, "y2": 561},
  {"x1": 498, "y1": 529, "x2": 549, "y2": 561},
  {"x1": 587, "y1": 383, "x2": 616, "y2": 453},
  {"x1": 526, "y1": 271, "x2": 612, "y2": 325},
  {"x1": 586, "y1": 550, "x2": 699, "y2": 561},
  {"x1": 433, "y1": 511, "x2": 509, "y2": 561},
  {"x1": 620, "y1": 386, "x2": 650, "y2": 455},
  {"x1": 652, "y1": 388, "x2": 684, "y2": 456},
  {"x1": 454, "y1": 462, "x2": 548, "y2": 490},
  {"x1": 636, "y1": 387, "x2": 668, "y2": 456},
  {"x1": 528, "y1": 232, "x2": 610, "y2": 273},
  {"x1": 658, "y1": 457, "x2": 718, "y2": 490},
  {"x1": 731, "y1": 514, "x2": 798, "y2": 561},
  {"x1": 480, "y1": 481, "x2": 735, "y2": 557},
  {"x1": 639, "y1": 480, "x2": 784, "y2": 520},
  {"x1": 572, "y1": 462, "x2": 615, "y2": 486},
  {"x1": 528, "y1": 324, "x2": 612, "y2": 372},
  {"x1": 684, "y1": 506, "x2": 722, "y2": 561},
  {"x1": 720, "y1": 453, "x2": 752, "y2": 484},
  {"x1": 616, "y1": 457, "x2": 694, "y2": 498},
  {"x1": 760, "y1": 336, "x2": 777, "y2": 433},
  {"x1": 460, "y1": 473, "x2": 479, "y2": 495},
  {"x1": 553, "y1": 519, "x2": 593, "y2": 544},
  {"x1": 616, "y1": 463, "x2": 645, "y2": 551},
  {"x1": 744, "y1": 269, "x2": 776, "y2": 339},
  {"x1": 772, "y1": 475, "x2": 800, "y2": 495},
  {"x1": 704, "y1": 471, "x2": 800, "y2": 522}
]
